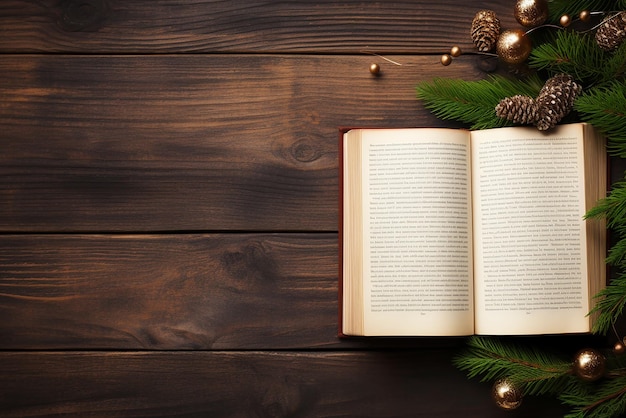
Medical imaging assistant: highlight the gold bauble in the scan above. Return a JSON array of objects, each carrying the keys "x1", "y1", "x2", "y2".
[
  {"x1": 440, "y1": 54, "x2": 452, "y2": 66},
  {"x1": 450, "y1": 46, "x2": 462, "y2": 57},
  {"x1": 580, "y1": 10, "x2": 591, "y2": 22},
  {"x1": 560, "y1": 14, "x2": 572, "y2": 27},
  {"x1": 496, "y1": 29, "x2": 532, "y2": 64},
  {"x1": 369, "y1": 63, "x2": 381, "y2": 75},
  {"x1": 574, "y1": 348, "x2": 606, "y2": 382},
  {"x1": 614, "y1": 342, "x2": 626, "y2": 355},
  {"x1": 492, "y1": 378, "x2": 523, "y2": 410},
  {"x1": 514, "y1": 0, "x2": 549, "y2": 27}
]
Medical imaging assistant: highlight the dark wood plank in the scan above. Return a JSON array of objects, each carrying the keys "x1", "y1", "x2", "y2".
[
  {"x1": 0, "y1": 54, "x2": 491, "y2": 232},
  {"x1": 0, "y1": 233, "x2": 602, "y2": 351},
  {"x1": 0, "y1": 234, "x2": 343, "y2": 350},
  {"x1": 0, "y1": 1, "x2": 519, "y2": 54},
  {"x1": 0, "y1": 351, "x2": 567, "y2": 417}
]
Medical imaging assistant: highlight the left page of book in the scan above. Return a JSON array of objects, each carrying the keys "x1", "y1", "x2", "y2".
[{"x1": 342, "y1": 128, "x2": 475, "y2": 336}]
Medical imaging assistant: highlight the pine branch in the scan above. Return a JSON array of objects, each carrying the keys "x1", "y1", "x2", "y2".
[
  {"x1": 454, "y1": 336, "x2": 574, "y2": 396},
  {"x1": 415, "y1": 75, "x2": 543, "y2": 130},
  {"x1": 586, "y1": 182, "x2": 626, "y2": 334},
  {"x1": 606, "y1": 236, "x2": 626, "y2": 268},
  {"x1": 575, "y1": 81, "x2": 626, "y2": 157},
  {"x1": 601, "y1": 43, "x2": 626, "y2": 85},
  {"x1": 589, "y1": 274, "x2": 626, "y2": 335},
  {"x1": 605, "y1": 353, "x2": 626, "y2": 378},
  {"x1": 588, "y1": 265, "x2": 626, "y2": 336},
  {"x1": 547, "y1": 0, "x2": 626, "y2": 22},
  {"x1": 528, "y1": 30, "x2": 623, "y2": 86},
  {"x1": 586, "y1": 181, "x2": 626, "y2": 230},
  {"x1": 561, "y1": 376, "x2": 626, "y2": 418}
]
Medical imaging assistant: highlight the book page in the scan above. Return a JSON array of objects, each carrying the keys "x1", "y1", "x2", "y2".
[
  {"x1": 359, "y1": 128, "x2": 474, "y2": 336},
  {"x1": 471, "y1": 124, "x2": 591, "y2": 335}
]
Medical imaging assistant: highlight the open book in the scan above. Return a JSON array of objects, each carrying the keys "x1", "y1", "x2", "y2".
[{"x1": 340, "y1": 123, "x2": 607, "y2": 337}]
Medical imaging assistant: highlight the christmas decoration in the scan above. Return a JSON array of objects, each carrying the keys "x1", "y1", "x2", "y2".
[
  {"x1": 369, "y1": 63, "x2": 381, "y2": 75},
  {"x1": 416, "y1": 74, "x2": 543, "y2": 130},
  {"x1": 440, "y1": 54, "x2": 452, "y2": 66},
  {"x1": 535, "y1": 73, "x2": 582, "y2": 130},
  {"x1": 495, "y1": 73, "x2": 582, "y2": 129},
  {"x1": 453, "y1": 337, "x2": 626, "y2": 418},
  {"x1": 514, "y1": 0, "x2": 549, "y2": 27},
  {"x1": 450, "y1": 46, "x2": 462, "y2": 57},
  {"x1": 573, "y1": 348, "x2": 607, "y2": 382},
  {"x1": 440, "y1": 47, "x2": 463, "y2": 66},
  {"x1": 496, "y1": 29, "x2": 532, "y2": 64},
  {"x1": 415, "y1": 0, "x2": 626, "y2": 416},
  {"x1": 580, "y1": 10, "x2": 592, "y2": 23},
  {"x1": 495, "y1": 94, "x2": 538, "y2": 125},
  {"x1": 492, "y1": 378, "x2": 523, "y2": 410},
  {"x1": 471, "y1": 10, "x2": 501, "y2": 52},
  {"x1": 595, "y1": 12, "x2": 626, "y2": 51}
]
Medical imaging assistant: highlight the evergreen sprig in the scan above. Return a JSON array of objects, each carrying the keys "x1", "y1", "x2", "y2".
[
  {"x1": 415, "y1": 75, "x2": 543, "y2": 130},
  {"x1": 456, "y1": 337, "x2": 626, "y2": 417},
  {"x1": 606, "y1": 235, "x2": 626, "y2": 268},
  {"x1": 561, "y1": 376, "x2": 626, "y2": 418},
  {"x1": 575, "y1": 82, "x2": 626, "y2": 157},
  {"x1": 454, "y1": 336, "x2": 574, "y2": 396},
  {"x1": 586, "y1": 183, "x2": 626, "y2": 334},
  {"x1": 586, "y1": 182, "x2": 626, "y2": 231},
  {"x1": 528, "y1": 30, "x2": 624, "y2": 86},
  {"x1": 547, "y1": 0, "x2": 626, "y2": 22},
  {"x1": 589, "y1": 275, "x2": 626, "y2": 335}
]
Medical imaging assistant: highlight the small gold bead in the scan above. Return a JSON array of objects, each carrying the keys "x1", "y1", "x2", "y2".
[
  {"x1": 440, "y1": 54, "x2": 452, "y2": 66},
  {"x1": 579, "y1": 10, "x2": 591, "y2": 22},
  {"x1": 560, "y1": 14, "x2": 571, "y2": 27},
  {"x1": 369, "y1": 63, "x2": 381, "y2": 75},
  {"x1": 450, "y1": 46, "x2": 462, "y2": 57}
]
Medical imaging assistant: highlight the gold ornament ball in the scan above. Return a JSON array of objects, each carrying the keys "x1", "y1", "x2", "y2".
[
  {"x1": 579, "y1": 10, "x2": 591, "y2": 22},
  {"x1": 450, "y1": 46, "x2": 462, "y2": 57},
  {"x1": 514, "y1": 0, "x2": 549, "y2": 27},
  {"x1": 440, "y1": 54, "x2": 452, "y2": 66},
  {"x1": 614, "y1": 342, "x2": 626, "y2": 355},
  {"x1": 560, "y1": 14, "x2": 572, "y2": 27},
  {"x1": 574, "y1": 348, "x2": 606, "y2": 382},
  {"x1": 492, "y1": 378, "x2": 523, "y2": 410},
  {"x1": 496, "y1": 29, "x2": 532, "y2": 64},
  {"x1": 369, "y1": 63, "x2": 381, "y2": 75}
]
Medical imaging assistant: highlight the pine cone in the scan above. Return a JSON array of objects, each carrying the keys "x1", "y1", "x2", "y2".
[
  {"x1": 471, "y1": 10, "x2": 501, "y2": 52},
  {"x1": 495, "y1": 95, "x2": 538, "y2": 125},
  {"x1": 535, "y1": 74, "x2": 582, "y2": 131},
  {"x1": 595, "y1": 12, "x2": 626, "y2": 51}
]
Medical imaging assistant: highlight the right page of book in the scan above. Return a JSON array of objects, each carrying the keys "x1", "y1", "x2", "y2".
[{"x1": 471, "y1": 123, "x2": 604, "y2": 335}]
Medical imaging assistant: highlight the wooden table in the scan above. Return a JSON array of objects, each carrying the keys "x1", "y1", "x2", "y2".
[{"x1": 0, "y1": 1, "x2": 605, "y2": 416}]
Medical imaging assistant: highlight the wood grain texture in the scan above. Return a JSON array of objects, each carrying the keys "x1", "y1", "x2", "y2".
[
  {"x1": 0, "y1": 234, "x2": 601, "y2": 352},
  {"x1": 0, "y1": 234, "x2": 341, "y2": 349},
  {"x1": 0, "y1": 351, "x2": 568, "y2": 417},
  {"x1": 0, "y1": 54, "x2": 490, "y2": 232},
  {"x1": 0, "y1": 1, "x2": 520, "y2": 53}
]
